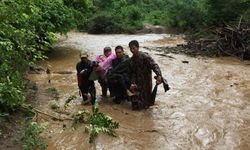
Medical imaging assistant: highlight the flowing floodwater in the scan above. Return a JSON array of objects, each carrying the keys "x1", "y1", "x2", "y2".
[{"x1": 27, "y1": 32, "x2": 250, "y2": 150}]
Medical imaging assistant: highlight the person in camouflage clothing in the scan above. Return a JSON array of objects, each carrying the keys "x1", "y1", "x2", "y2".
[{"x1": 128, "y1": 40, "x2": 162, "y2": 110}]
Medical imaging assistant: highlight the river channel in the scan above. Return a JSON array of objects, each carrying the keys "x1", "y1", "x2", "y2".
[{"x1": 27, "y1": 32, "x2": 250, "y2": 150}]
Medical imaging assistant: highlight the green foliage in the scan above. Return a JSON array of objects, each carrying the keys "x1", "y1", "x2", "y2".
[
  {"x1": 144, "y1": 10, "x2": 168, "y2": 25},
  {"x1": 243, "y1": 8, "x2": 250, "y2": 22},
  {"x1": 72, "y1": 110, "x2": 90, "y2": 129},
  {"x1": 64, "y1": 95, "x2": 77, "y2": 109},
  {"x1": 119, "y1": 5, "x2": 143, "y2": 32},
  {"x1": 31, "y1": 83, "x2": 38, "y2": 91},
  {"x1": 46, "y1": 87, "x2": 60, "y2": 100},
  {"x1": 64, "y1": 0, "x2": 93, "y2": 10},
  {"x1": 78, "y1": 0, "x2": 249, "y2": 32},
  {"x1": 161, "y1": 0, "x2": 249, "y2": 30},
  {"x1": 30, "y1": 83, "x2": 38, "y2": 94},
  {"x1": 50, "y1": 103, "x2": 60, "y2": 110},
  {"x1": 71, "y1": 104, "x2": 119, "y2": 143},
  {"x1": 93, "y1": 0, "x2": 114, "y2": 10},
  {"x1": 87, "y1": 105, "x2": 119, "y2": 143},
  {"x1": 205, "y1": 0, "x2": 249, "y2": 26},
  {"x1": 0, "y1": 74, "x2": 25, "y2": 111},
  {"x1": 0, "y1": 0, "x2": 76, "y2": 113},
  {"x1": 163, "y1": 0, "x2": 205, "y2": 30},
  {"x1": 22, "y1": 121, "x2": 47, "y2": 150},
  {"x1": 87, "y1": 12, "x2": 123, "y2": 34},
  {"x1": 85, "y1": 3, "x2": 144, "y2": 34},
  {"x1": 90, "y1": 0, "x2": 248, "y2": 32},
  {"x1": 63, "y1": 0, "x2": 94, "y2": 30},
  {"x1": 0, "y1": 112, "x2": 9, "y2": 122}
]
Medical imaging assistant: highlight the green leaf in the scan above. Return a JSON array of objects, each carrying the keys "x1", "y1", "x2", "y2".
[{"x1": 64, "y1": 95, "x2": 77, "y2": 109}]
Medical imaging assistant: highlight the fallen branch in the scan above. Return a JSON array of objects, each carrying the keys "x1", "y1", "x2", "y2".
[
  {"x1": 178, "y1": 22, "x2": 250, "y2": 60},
  {"x1": 21, "y1": 104, "x2": 73, "y2": 121},
  {"x1": 34, "y1": 108, "x2": 73, "y2": 121}
]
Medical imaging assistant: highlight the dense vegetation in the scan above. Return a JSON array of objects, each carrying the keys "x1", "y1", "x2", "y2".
[
  {"x1": 1, "y1": 0, "x2": 250, "y2": 117},
  {"x1": 66, "y1": 0, "x2": 250, "y2": 32},
  {"x1": 0, "y1": 0, "x2": 76, "y2": 116}
]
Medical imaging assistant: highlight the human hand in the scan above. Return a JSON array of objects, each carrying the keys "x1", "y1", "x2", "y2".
[
  {"x1": 155, "y1": 76, "x2": 162, "y2": 85},
  {"x1": 80, "y1": 69, "x2": 87, "y2": 74},
  {"x1": 130, "y1": 84, "x2": 137, "y2": 90}
]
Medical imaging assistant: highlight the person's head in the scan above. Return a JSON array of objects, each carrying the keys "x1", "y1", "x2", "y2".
[
  {"x1": 115, "y1": 45, "x2": 124, "y2": 58},
  {"x1": 99, "y1": 55, "x2": 106, "y2": 62},
  {"x1": 80, "y1": 51, "x2": 88, "y2": 61},
  {"x1": 128, "y1": 40, "x2": 139, "y2": 56},
  {"x1": 103, "y1": 47, "x2": 112, "y2": 57}
]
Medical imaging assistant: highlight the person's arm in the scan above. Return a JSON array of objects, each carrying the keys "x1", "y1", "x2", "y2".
[
  {"x1": 111, "y1": 59, "x2": 116, "y2": 69},
  {"x1": 145, "y1": 54, "x2": 162, "y2": 84},
  {"x1": 112, "y1": 59, "x2": 130, "y2": 74},
  {"x1": 146, "y1": 54, "x2": 162, "y2": 76},
  {"x1": 102, "y1": 53, "x2": 116, "y2": 71},
  {"x1": 127, "y1": 59, "x2": 136, "y2": 90},
  {"x1": 76, "y1": 63, "x2": 81, "y2": 74},
  {"x1": 95, "y1": 55, "x2": 102, "y2": 62}
]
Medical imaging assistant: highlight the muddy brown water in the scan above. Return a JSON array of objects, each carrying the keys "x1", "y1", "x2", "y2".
[{"x1": 27, "y1": 32, "x2": 250, "y2": 150}]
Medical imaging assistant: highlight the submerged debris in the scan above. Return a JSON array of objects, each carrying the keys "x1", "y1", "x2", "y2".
[
  {"x1": 182, "y1": 60, "x2": 189, "y2": 64},
  {"x1": 183, "y1": 22, "x2": 250, "y2": 59},
  {"x1": 146, "y1": 22, "x2": 250, "y2": 60}
]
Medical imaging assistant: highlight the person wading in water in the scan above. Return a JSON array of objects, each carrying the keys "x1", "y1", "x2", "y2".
[
  {"x1": 95, "y1": 47, "x2": 116, "y2": 97},
  {"x1": 76, "y1": 51, "x2": 97, "y2": 105},
  {"x1": 128, "y1": 40, "x2": 162, "y2": 110},
  {"x1": 107, "y1": 45, "x2": 132, "y2": 104}
]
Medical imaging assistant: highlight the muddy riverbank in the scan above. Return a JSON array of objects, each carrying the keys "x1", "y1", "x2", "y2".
[{"x1": 27, "y1": 32, "x2": 250, "y2": 150}]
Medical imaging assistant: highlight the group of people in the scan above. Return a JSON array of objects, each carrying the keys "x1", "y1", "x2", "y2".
[{"x1": 76, "y1": 40, "x2": 165, "y2": 110}]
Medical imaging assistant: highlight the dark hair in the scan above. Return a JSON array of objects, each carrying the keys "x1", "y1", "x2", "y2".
[
  {"x1": 115, "y1": 45, "x2": 124, "y2": 51},
  {"x1": 103, "y1": 47, "x2": 112, "y2": 53},
  {"x1": 129, "y1": 40, "x2": 139, "y2": 48}
]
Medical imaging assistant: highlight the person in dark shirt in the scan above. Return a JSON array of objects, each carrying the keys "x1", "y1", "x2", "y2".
[
  {"x1": 111, "y1": 46, "x2": 129, "y2": 68},
  {"x1": 107, "y1": 46, "x2": 131, "y2": 104},
  {"x1": 76, "y1": 52, "x2": 97, "y2": 105},
  {"x1": 128, "y1": 40, "x2": 162, "y2": 110}
]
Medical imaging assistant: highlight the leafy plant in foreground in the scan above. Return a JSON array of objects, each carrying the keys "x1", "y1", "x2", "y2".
[
  {"x1": 64, "y1": 95, "x2": 77, "y2": 109},
  {"x1": 71, "y1": 104, "x2": 119, "y2": 143},
  {"x1": 22, "y1": 121, "x2": 47, "y2": 150},
  {"x1": 87, "y1": 105, "x2": 119, "y2": 143},
  {"x1": 72, "y1": 110, "x2": 90, "y2": 130}
]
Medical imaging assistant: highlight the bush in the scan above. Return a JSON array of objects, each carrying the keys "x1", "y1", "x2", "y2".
[
  {"x1": 0, "y1": 0, "x2": 76, "y2": 113},
  {"x1": 144, "y1": 10, "x2": 168, "y2": 25},
  {"x1": 205, "y1": 0, "x2": 249, "y2": 26},
  {"x1": 164, "y1": 0, "x2": 205, "y2": 30},
  {"x1": 63, "y1": 0, "x2": 94, "y2": 30},
  {"x1": 22, "y1": 122, "x2": 47, "y2": 150},
  {"x1": 87, "y1": 13, "x2": 123, "y2": 34},
  {"x1": 120, "y1": 5, "x2": 143, "y2": 31}
]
